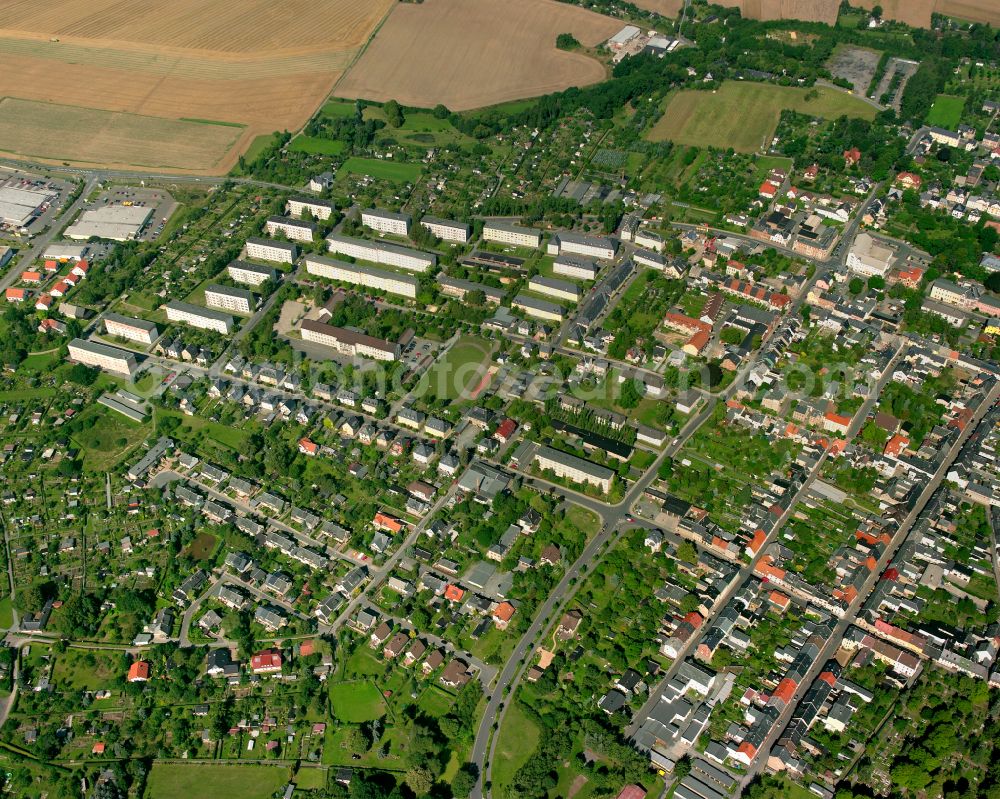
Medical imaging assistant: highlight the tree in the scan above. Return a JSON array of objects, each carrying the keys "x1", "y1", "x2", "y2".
[
  {"x1": 384, "y1": 100, "x2": 404, "y2": 128},
  {"x1": 674, "y1": 755, "x2": 693, "y2": 779},
  {"x1": 986, "y1": 272, "x2": 1000, "y2": 293},
  {"x1": 404, "y1": 767, "x2": 435, "y2": 795},
  {"x1": 556, "y1": 33, "x2": 580, "y2": 50},
  {"x1": 432, "y1": 104, "x2": 450, "y2": 119},
  {"x1": 848, "y1": 277, "x2": 865, "y2": 295},
  {"x1": 677, "y1": 540, "x2": 698, "y2": 564},
  {"x1": 451, "y1": 763, "x2": 479, "y2": 798}
]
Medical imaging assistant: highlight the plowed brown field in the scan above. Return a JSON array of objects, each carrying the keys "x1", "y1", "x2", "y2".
[
  {"x1": 0, "y1": 0, "x2": 395, "y2": 173},
  {"x1": 334, "y1": 0, "x2": 621, "y2": 111}
]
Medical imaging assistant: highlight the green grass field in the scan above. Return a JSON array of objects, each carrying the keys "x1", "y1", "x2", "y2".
[
  {"x1": 292, "y1": 767, "x2": 327, "y2": 790},
  {"x1": 566, "y1": 505, "x2": 601, "y2": 538},
  {"x1": 321, "y1": 99, "x2": 359, "y2": 118},
  {"x1": 416, "y1": 686, "x2": 455, "y2": 718},
  {"x1": 926, "y1": 94, "x2": 965, "y2": 128},
  {"x1": 647, "y1": 82, "x2": 877, "y2": 152},
  {"x1": 0, "y1": 387, "x2": 57, "y2": 402},
  {"x1": 72, "y1": 405, "x2": 150, "y2": 472},
  {"x1": 492, "y1": 701, "x2": 540, "y2": 789},
  {"x1": 0, "y1": 596, "x2": 13, "y2": 629},
  {"x1": 18, "y1": 351, "x2": 61, "y2": 374},
  {"x1": 156, "y1": 407, "x2": 250, "y2": 451},
  {"x1": 421, "y1": 336, "x2": 493, "y2": 401},
  {"x1": 329, "y1": 680, "x2": 386, "y2": 722},
  {"x1": 289, "y1": 136, "x2": 347, "y2": 156},
  {"x1": 186, "y1": 532, "x2": 217, "y2": 561},
  {"x1": 339, "y1": 157, "x2": 422, "y2": 183},
  {"x1": 52, "y1": 650, "x2": 121, "y2": 692},
  {"x1": 146, "y1": 763, "x2": 290, "y2": 799}
]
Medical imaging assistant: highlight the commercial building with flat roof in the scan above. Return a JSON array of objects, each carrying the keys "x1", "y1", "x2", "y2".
[
  {"x1": 847, "y1": 233, "x2": 895, "y2": 278},
  {"x1": 43, "y1": 243, "x2": 87, "y2": 262},
  {"x1": 528, "y1": 275, "x2": 580, "y2": 303},
  {"x1": 228, "y1": 260, "x2": 276, "y2": 287},
  {"x1": 553, "y1": 255, "x2": 598, "y2": 281},
  {"x1": 362, "y1": 208, "x2": 411, "y2": 236},
  {"x1": 0, "y1": 185, "x2": 58, "y2": 228},
  {"x1": 305, "y1": 255, "x2": 418, "y2": 299},
  {"x1": 533, "y1": 445, "x2": 613, "y2": 492},
  {"x1": 547, "y1": 231, "x2": 616, "y2": 260},
  {"x1": 164, "y1": 301, "x2": 234, "y2": 334},
  {"x1": 287, "y1": 196, "x2": 334, "y2": 221},
  {"x1": 68, "y1": 338, "x2": 137, "y2": 377},
  {"x1": 265, "y1": 216, "x2": 315, "y2": 243},
  {"x1": 104, "y1": 313, "x2": 158, "y2": 345},
  {"x1": 513, "y1": 294, "x2": 565, "y2": 322},
  {"x1": 204, "y1": 284, "x2": 255, "y2": 314},
  {"x1": 245, "y1": 238, "x2": 297, "y2": 264},
  {"x1": 300, "y1": 319, "x2": 400, "y2": 361},
  {"x1": 325, "y1": 233, "x2": 435, "y2": 272},
  {"x1": 421, "y1": 216, "x2": 471, "y2": 243},
  {"x1": 65, "y1": 205, "x2": 153, "y2": 241},
  {"x1": 483, "y1": 221, "x2": 542, "y2": 249}
]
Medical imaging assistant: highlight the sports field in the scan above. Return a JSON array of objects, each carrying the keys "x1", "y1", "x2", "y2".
[
  {"x1": 146, "y1": 763, "x2": 290, "y2": 799},
  {"x1": 0, "y1": 98, "x2": 242, "y2": 170},
  {"x1": 0, "y1": 0, "x2": 395, "y2": 172},
  {"x1": 335, "y1": 0, "x2": 620, "y2": 111},
  {"x1": 647, "y1": 82, "x2": 877, "y2": 152},
  {"x1": 422, "y1": 336, "x2": 494, "y2": 401},
  {"x1": 926, "y1": 95, "x2": 965, "y2": 128}
]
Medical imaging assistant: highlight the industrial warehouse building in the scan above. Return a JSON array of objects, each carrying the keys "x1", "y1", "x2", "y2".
[
  {"x1": 483, "y1": 220, "x2": 542, "y2": 249},
  {"x1": 65, "y1": 205, "x2": 153, "y2": 241},
  {"x1": 527, "y1": 275, "x2": 580, "y2": 303},
  {"x1": 437, "y1": 275, "x2": 505, "y2": 304},
  {"x1": 532, "y1": 445, "x2": 613, "y2": 492},
  {"x1": 68, "y1": 338, "x2": 137, "y2": 377},
  {"x1": 325, "y1": 234, "x2": 435, "y2": 273},
  {"x1": 300, "y1": 319, "x2": 400, "y2": 362},
  {"x1": 103, "y1": 313, "x2": 159, "y2": 346},
  {"x1": 512, "y1": 294, "x2": 565, "y2": 322},
  {"x1": 245, "y1": 238, "x2": 297, "y2": 264},
  {"x1": 362, "y1": 208, "x2": 411, "y2": 236},
  {"x1": 421, "y1": 216, "x2": 471, "y2": 243},
  {"x1": 553, "y1": 255, "x2": 599, "y2": 281},
  {"x1": 0, "y1": 184, "x2": 58, "y2": 229},
  {"x1": 547, "y1": 231, "x2": 616, "y2": 260},
  {"x1": 287, "y1": 196, "x2": 334, "y2": 221},
  {"x1": 164, "y1": 301, "x2": 234, "y2": 334},
  {"x1": 204, "y1": 284, "x2": 255, "y2": 314},
  {"x1": 228, "y1": 260, "x2": 277, "y2": 287},
  {"x1": 43, "y1": 243, "x2": 87, "y2": 262},
  {"x1": 305, "y1": 255, "x2": 418, "y2": 299},
  {"x1": 265, "y1": 216, "x2": 316, "y2": 243}
]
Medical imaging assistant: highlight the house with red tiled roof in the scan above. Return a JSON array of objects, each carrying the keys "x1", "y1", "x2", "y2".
[
  {"x1": 844, "y1": 147, "x2": 862, "y2": 166},
  {"x1": 759, "y1": 179, "x2": 781, "y2": 199},
  {"x1": 72, "y1": 260, "x2": 90, "y2": 278},
  {"x1": 373, "y1": 512, "x2": 403, "y2": 534},
  {"x1": 823, "y1": 410, "x2": 852, "y2": 435},
  {"x1": 34, "y1": 294, "x2": 52, "y2": 311},
  {"x1": 745, "y1": 529, "x2": 767, "y2": 557},
  {"x1": 492, "y1": 601, "x2": 516, "y2": 629},
  {"x1": 250, "y1": 648, "x2": 283, "y2": 674},
  {"x1": 5, "y1": 287, "x2": 25, "y2": 303},
  {"x1": 494, "y1": 418, "x2": 518, "y2": 444},
  {"x1": 127, "y1": 661, "x2": 151, "y2": 682},
  {"x1": 20, "y1": 271, "x2": 41, "y2": 284},
  {"x1": 444, "y1": 584, "x2": 465, "y2": 603},
  {"x1": 298, "y1": 438, "x2": 318, "y2": 456},
  {"x1": 884, "y1": 433, "x2": 909, "y2": 456},
  {"x1": 896, "y1": 171, "x2": 922, "y2": 190}
]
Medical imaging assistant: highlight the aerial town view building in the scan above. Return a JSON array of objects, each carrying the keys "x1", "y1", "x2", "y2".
[{"x1": 1, "y1": 2, "x2": 1000, "y2": 799}]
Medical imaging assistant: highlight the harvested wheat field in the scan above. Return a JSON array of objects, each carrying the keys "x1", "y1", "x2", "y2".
[
  {"x1": 718, "y1": 0, "x2": 839, "y2": 25},
  {"x1": 0, "y1": 0, "x2": 395, "y2": 172},
  {"x1": 856, "y1": 0, "x2": 1000, "y2": 27},
  {"x1": 630, "y1": 0, "x2": 684, "y2": 14},
  {"x1": 334, "y1": 0, "x2": 621, "y2": 111}
]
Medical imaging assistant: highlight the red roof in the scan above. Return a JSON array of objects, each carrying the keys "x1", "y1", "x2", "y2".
[
  {"x1": 299, "y1": 639, "x2": 315, "y2": 657},
  {"x1": 616, "y1": 787, "x2": 647, "y2": 799},
  {"x1": 298, "y1": 437, "x2": 318, "y2": 455},
  {"x1": 127, "y1": 661, "x2": 150, "y2": 682},
  {"x1": 5, "y1": 287, "x2": 25, "y2": 301},
  {"x1": 884, "y1": 434, "x2": 909, "y2": 456},
  {"x1": 444, "y1": 584, "x2": 465, "y2": 602},
  {"x1": 683, "y1": 611, "x2": 704, "y2": 628},
  {"x1": 493, "y1": 601, "x2": 516, "y2": 622},
  {"x1": 20, "y1": 271, "x2": 41, "y2": 282},
  {"x1": 373, "y1": 512, "x2": 403, "y2": 533},
  {"x1": 825, "y1": 410, "x2": 852, "y2": 428},
  {"x1": 686, "y1": 329, "x2": 710, "y2": 353},
  {"x1": 818, "y1": 671, "x2": 837, "y2": 687},
  {"x1": 251, "y1": 649, "x2": 283, "y2": 672},
  {"x1": 882, "y1": 568, "x2": 900, "y2": 582},
  {"x1": 773, "y1": 677, "x2": 797, "y2": 704},
  {"x1": 494, "y1": 418, "x2": 518, "y2": 441},
  {"x1": 768, "y1": 590, "x2": 790, "y2": 608},
  {"x1": 747, "y1": 529, "x2": 767, "y2": 555}
]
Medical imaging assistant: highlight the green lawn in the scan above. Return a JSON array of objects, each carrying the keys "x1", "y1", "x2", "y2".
[
  {"x1": 289, "y1": 136, "x2": 347, "y2": 156},
  {"x1": 321, "y1": 99, "x2": 359, "y2": 118},
  {"x1": 52, "y1": 650, "x2": 122, "y2": 692},
  {"x1": 233, "y1": 133, "x2": 281, "y2": 173},
  {"x1": 156, "y1": 407, "x2": 250, "y2": 451},
  {"x1": 293, "y1": 767, "x2": 327, "y2": 790},
  {"x1": 18, "y1": 351, "x2": 61, "y2": 374},
  {"x1": 566, "y1": 505, "x2": 601, "y2": 538},
  {"x1": 329, "y1": 680, "x2": 386, "y2": 723},
  {"x1": 926, "y1": 94, "x2": 965, "y2": 128},
  {"x1": 647, "y1": 81, "x2": 876, "y2": 152},
  {"x1": 0, "y1": 387, "x2": 56, "y2": 402},
  {"x1": 492, "y1": 701, "x2": 540, "y2": 789},
  {"x1": 416, "y1": 685, "x2": 455, "y2": 717},
  {"x1": 0, "y1": 596, "x2": 13, "y2": 629},
  {"x1": 420, "y1": 335, "x2": 493, "y2": 401},
  {"x1": 146, "y1": 763, "x2": 290, "y2": 799},
  {"x1": 339, "y1": 157, "x2": 422, "y2": 183},
  {"x1": 71, "y1": 404, "x2": 151, "y2": 472}
]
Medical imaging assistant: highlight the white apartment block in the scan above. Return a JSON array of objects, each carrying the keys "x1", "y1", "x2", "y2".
[
  {"x1": 420, "y1": 216, "x2": 471, "y2": 243},
  {"x1": 532, "y1": 445, "x2": 613, "y2": 492},
  {"x1": 68, "y1": 338, "x2": 137, "y2": 377},
  {"x1": 634, "y1": 229, "x2": 665, "y2": 252},
  {"x1": 325, "y1": 234, "x2": 435, "y2": 272},
  {"x1": 483, "y1": 221, "x2": 542, "y2": 249},
  {"x1": 103, "y1": 313, "x2": 158, "y2": 346},
  {"x1": 165, "y1": 301, "x2": 234, "y2": 335},
  {"x1": 528, "y1": 275, "x2": 580, "y2": 303},
  {"x1": 300, "y1": 319, "x2": 400, "y2": 362},
  {"x1": 553, "y1": 255, "x2": 598, "y2": 281},
  {"x1": 245, "y1": 238, "x2": 297, "y2": 264},
  {"x1": 265, "y1": 216, "x2": 316, "y2": 243},
  {"x1": 512, "y1": 294, "x2": 565, "y2": 322},
  {"x1": 228, "y1": 260, "x2": 277, "y2": 287},
  {"x1": 287, "y1": 197, "x2": 335, "y2": 221},
  {"x1": 204, "y1": 284, "x2": 255, "y2": 315},
  {"x1": 846, "y1": 233, "x2": 895, "y2": 279},
  {"x1": 928, "y1": 278, "x2": 981, "y2": 310},
  {"x1": 305, "y1": 255, "x2": 418, "y2": 299},
  {"x1": 362, "y1": 208, "x2": 412, "y2": 236},
  {"x1": 547, "y1": 231, "x2": 616, "y2": 260}
]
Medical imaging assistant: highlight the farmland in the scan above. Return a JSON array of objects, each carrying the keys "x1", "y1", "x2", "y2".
[
  {"x1": 718, "y1": 0, "x2": 839, "y2": 25},
  {"x1": 0, "y1": 0, "x2": 395, "y2": 172},
  {"x1": 647, "y1": 81, "x2": 877, "y2": 152},
  {"x1": 853, "y1": 0, "x2": 1000, "y2": 27},
  {"x1": 334, "y1": 0, "x2": 620, "y2": 111}
]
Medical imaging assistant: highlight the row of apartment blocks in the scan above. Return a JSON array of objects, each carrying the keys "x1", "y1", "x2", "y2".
[
  {"x1": 164, "y1": 300, "x2": 234, "y2": 335},
  {"x1": 326, "y1": 233, "x2": 436, "y2": 273},
  {"x1": 300, "y1": 319, "x2": 400, "y2": 362},
  {"x1": 361, "y1": 207, "x2": 472, "y2": 244},
  {"x1": 68, "y1": 338, "x2": 138, "y2": 377},
  {"x1": 305, "y1": 255, "x2": 419, "y2": 299}
]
